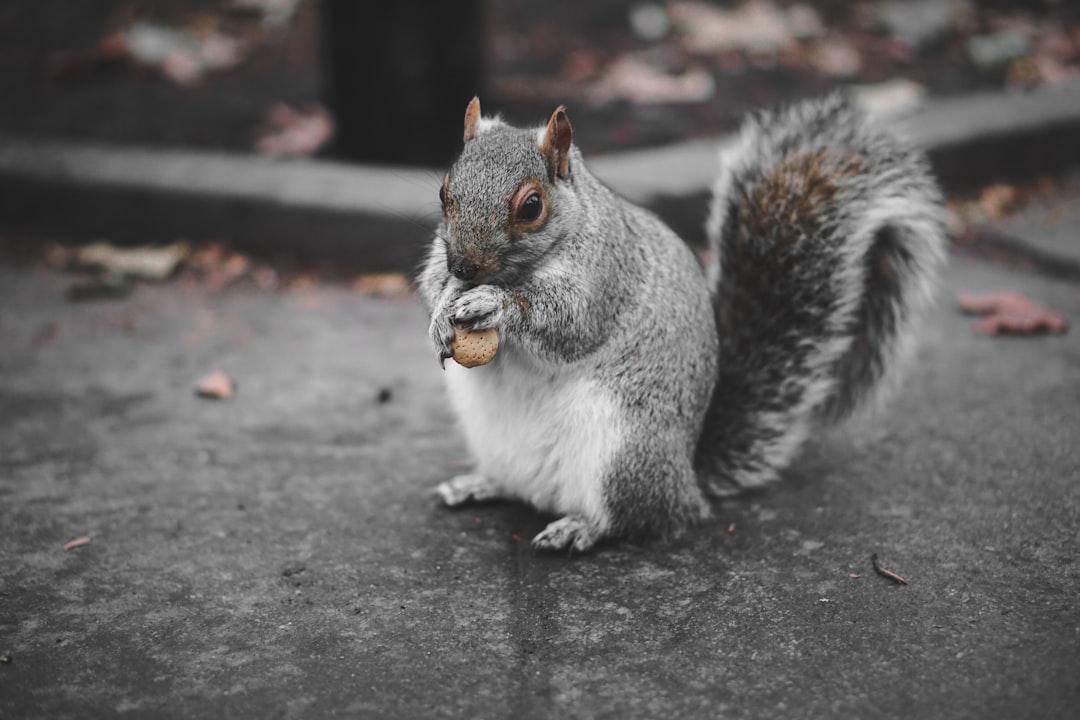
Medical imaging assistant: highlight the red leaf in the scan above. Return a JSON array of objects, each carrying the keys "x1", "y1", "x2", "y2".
[
  {"x1": 63, "y1": 536, "x2": 92, "y2": 551},
  {"x1": 255, "y1": 104, "x2": 334, "y2": 157},
  {"x1": 958, "y1": 291, "x2": 1067, "y2": 335}
]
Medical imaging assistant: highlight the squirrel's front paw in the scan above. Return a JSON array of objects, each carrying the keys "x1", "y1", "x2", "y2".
[
  {"x1": 428, "y1": 313, "x2": 456, "y2": 366},
  {"x1": 450, "y1": 286, "x2": 507, "y2": 331},
  {"x1": 435, "y1": 473, "x2": 504, "y2": 507}
]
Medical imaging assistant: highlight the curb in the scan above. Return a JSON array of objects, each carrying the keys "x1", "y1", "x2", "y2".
[
  {"x1": 2, "y1": 82, "x2": 1080, "y2": 271},
  {"x1": 0, "y1": 145, "x2": 441, "y2": 271}
]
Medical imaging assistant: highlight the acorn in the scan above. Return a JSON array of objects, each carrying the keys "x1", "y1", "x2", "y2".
[{"x1": 451, "y1": 325, "x2": 499, "y2": 368}]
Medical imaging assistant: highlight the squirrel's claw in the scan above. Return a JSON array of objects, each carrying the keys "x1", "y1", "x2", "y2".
[
  {"x1": 450, "y1": 286, "x2": 505, "y2": 331},
  {"x1": 428, "y1": 312, "x2": 456, "y2": 368}
]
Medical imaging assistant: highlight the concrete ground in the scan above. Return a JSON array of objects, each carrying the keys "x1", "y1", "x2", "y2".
[{"x1": 1, "y1": 201, "x2": 1078, "y2": 718}]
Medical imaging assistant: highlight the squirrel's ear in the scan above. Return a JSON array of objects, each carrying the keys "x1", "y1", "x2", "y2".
[
  {"x1": 540, "y1": 105, "x2": 573, "y2": 180},
  {"x1": 463, "y1": 96, "x2": 482, "y2": 143}
]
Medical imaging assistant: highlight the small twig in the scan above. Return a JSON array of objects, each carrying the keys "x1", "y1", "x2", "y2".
[
  {"x1": 63, "y1": 536, "x2": 92, "y2": 551},
  {"x1": 871, "y1": 553, "x2": 907, "y2": 585}
]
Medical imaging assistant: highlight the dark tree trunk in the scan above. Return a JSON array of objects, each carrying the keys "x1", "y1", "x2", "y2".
[{"x1": 319, "y1": 0, "x2": 486, "y2": 167}]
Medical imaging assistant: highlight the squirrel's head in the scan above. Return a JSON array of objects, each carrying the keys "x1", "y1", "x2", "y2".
[{"x1": 437, "y1": 97, "x2": 576, "y2": 285}]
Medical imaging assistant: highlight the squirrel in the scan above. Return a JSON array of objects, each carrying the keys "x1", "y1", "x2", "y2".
[{"x1": 418, "y1": 93, "x2": 947, "y2": 553}]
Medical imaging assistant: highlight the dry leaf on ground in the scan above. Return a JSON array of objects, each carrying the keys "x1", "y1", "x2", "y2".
[
  {"x1": 811, "y1": 38, "x2": 862, "y2": 77},
  {"x1": 115, "y1": 22, "x2": 246, "y2": 86},
  {"x1": 229, "y1": 0, "x2": 303, "y2": 28},
  {"x1": 670, "y1": 1, "x2": 798, "y2": 55},
  {"x1": 958, "y1": 291, "x2": 1068, "y2": 335},
  {"x1": 588, "y1": 54, "x2": 714, "y2": 105},
  {"x1": 195, "y1": 369, "x2": 236, "y2": 399},
  {"x1": 255, "y1": 104, "x2": 334, "y2": 156},
  {"x1": 71, "y1": 242, "x2": 190, "y2": 281},
  {"x1": 63, "y1": 536, "x2": 92, "y2": 551},
  {"x1": 853, "y1": 78, "x2": 927, "y2": 119},
  {"x1": 977, "y1": 183, "x2": 1025, "y2": 220},
  {"x1": 353, "y1": 273, "x2": 412, "y2": 299}
]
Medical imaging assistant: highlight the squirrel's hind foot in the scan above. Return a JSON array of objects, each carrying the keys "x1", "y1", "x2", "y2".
[
  {"x1": 532, "y1": 515, "x2": 605, "y2": 554},
  {"x1": 435, "y1": 473, "x2": 505, "y2": 507}
]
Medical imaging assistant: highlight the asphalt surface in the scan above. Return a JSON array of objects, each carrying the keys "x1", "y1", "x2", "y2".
[{"x1": 1, "y1": 203, "x2": 1078, "y2": 717}]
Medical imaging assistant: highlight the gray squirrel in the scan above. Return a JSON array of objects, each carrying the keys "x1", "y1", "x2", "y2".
[{"x1": 418, "y1": 93, "x2": 946, "y2": 553}]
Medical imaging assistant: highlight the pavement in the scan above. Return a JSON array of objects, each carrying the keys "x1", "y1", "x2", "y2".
[{"x1": 1, "y1": 179, "x2": 1079, "y2": 718}]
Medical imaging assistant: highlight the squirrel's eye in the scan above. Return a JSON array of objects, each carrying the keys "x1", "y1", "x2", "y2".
[
  {"x1": 439, "y1": 176, "x2": 450, "y2": 211},
  {"x1": 516, "y1": 192, "x2": 543, "y2": 223}
]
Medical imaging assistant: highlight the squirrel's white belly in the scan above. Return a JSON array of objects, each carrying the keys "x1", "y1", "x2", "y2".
[{"x1": 444, "y1": 351, "x2": 623, "y2": 524}]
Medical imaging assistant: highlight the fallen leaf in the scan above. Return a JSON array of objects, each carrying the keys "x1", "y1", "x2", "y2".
[
  {"x1": 73, "y1": 242, "x2": 190, "y2": 281},
  {"x1": 188, "y1": 243, "x2": 227, "y2": 270},
  {"x1": 43, "y1": 244, "x2": 70, "y2": 269},
  {"x1": 588, "y1": 54, "x2": 714, "y2": 106},
  {"x1": 967, "y1": 30, "x2": 1032, "y2": 69},
  {"x1": 958, "y1": 291, "x2": 1067, "y2": 335},
  {"x1": 286, "y1": 273, "x2": 319, "y2": 291},
  {"x1": 870, "y1": 553, "x2": 908, "y2": 585},
  {"x1": 184, "y1": 244, "x2": 264, "y2": 290},
  {"x1": 812, "y1": 37, "x2": 863, "y2": 77},
  {"x1": 561, "y1": 49, "x2": 604, "y2": 83},
  {"x1": 877, "y1": 0, "x2": 969, "y2": 52},
  {"x1": 195, "y1": 369, "x2": 236, "y2": 400},
  {"x1": 281, "y1": 563, "x2": 306, "y2": 577},
  {"x1": 229, "y1": 0, "x2": 304, "y2": 28},
  {"x1": 221, "y1": 253, "x2": 253, "y2": 283},
  {"x1": 63, "y1": 536, "x2": 92, "y2": 551},
  {"x1": 977, "y1": 183, "x2": 1024, "y2": 220},
  {"x1": 1006, "y1": 56, "x2": 1044, "y2": 90},
  {"x1": 115, "y1": 22, "x2": 247, "y2": 86},
  {"x1": 252, "y1": 266, "x2": 280, "y2": 291},
  {"x1": 785, "y1": 4, "x2": 825, "y2": 40},
  {"x1": 629, "y1": 3, "x2": 671, "y2": 42},
  {"x1": 255, "y1": 104, "x2": 334, "y2": 156},
  {"x1": 161, "y1": 49, "x2": 204, "y2": 85},
  {"x1": 353, "y1": 273, "x2": 412, "y2": 298},
  {"x1": 854, "y1": 78, "x2": 928, "y2": 119},
  {"x1": 670, "y1": 1, "x2": 796, "y2": 55}
]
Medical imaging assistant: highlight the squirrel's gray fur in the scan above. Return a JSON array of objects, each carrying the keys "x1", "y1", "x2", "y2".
[{"x1": 418, "y1": 93, "x2": 946, "y2": 553}]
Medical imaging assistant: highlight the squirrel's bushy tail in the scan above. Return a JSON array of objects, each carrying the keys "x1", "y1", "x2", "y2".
[{"x1": 696, "y1": 94, "x2": 947, "y2": 493}]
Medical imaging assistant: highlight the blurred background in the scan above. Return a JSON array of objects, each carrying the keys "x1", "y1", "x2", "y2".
[
  {"x1": 1, "y1": 0, "x2": 1079, "y2": 284},
  {"x1": 1, "y1": 0, "x2": 1077, "y2": 166}
]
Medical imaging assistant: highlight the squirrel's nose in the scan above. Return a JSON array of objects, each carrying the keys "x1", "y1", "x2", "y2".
[{"x1": 447, "y1": 254, "x2": 480, "y2": 282}]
